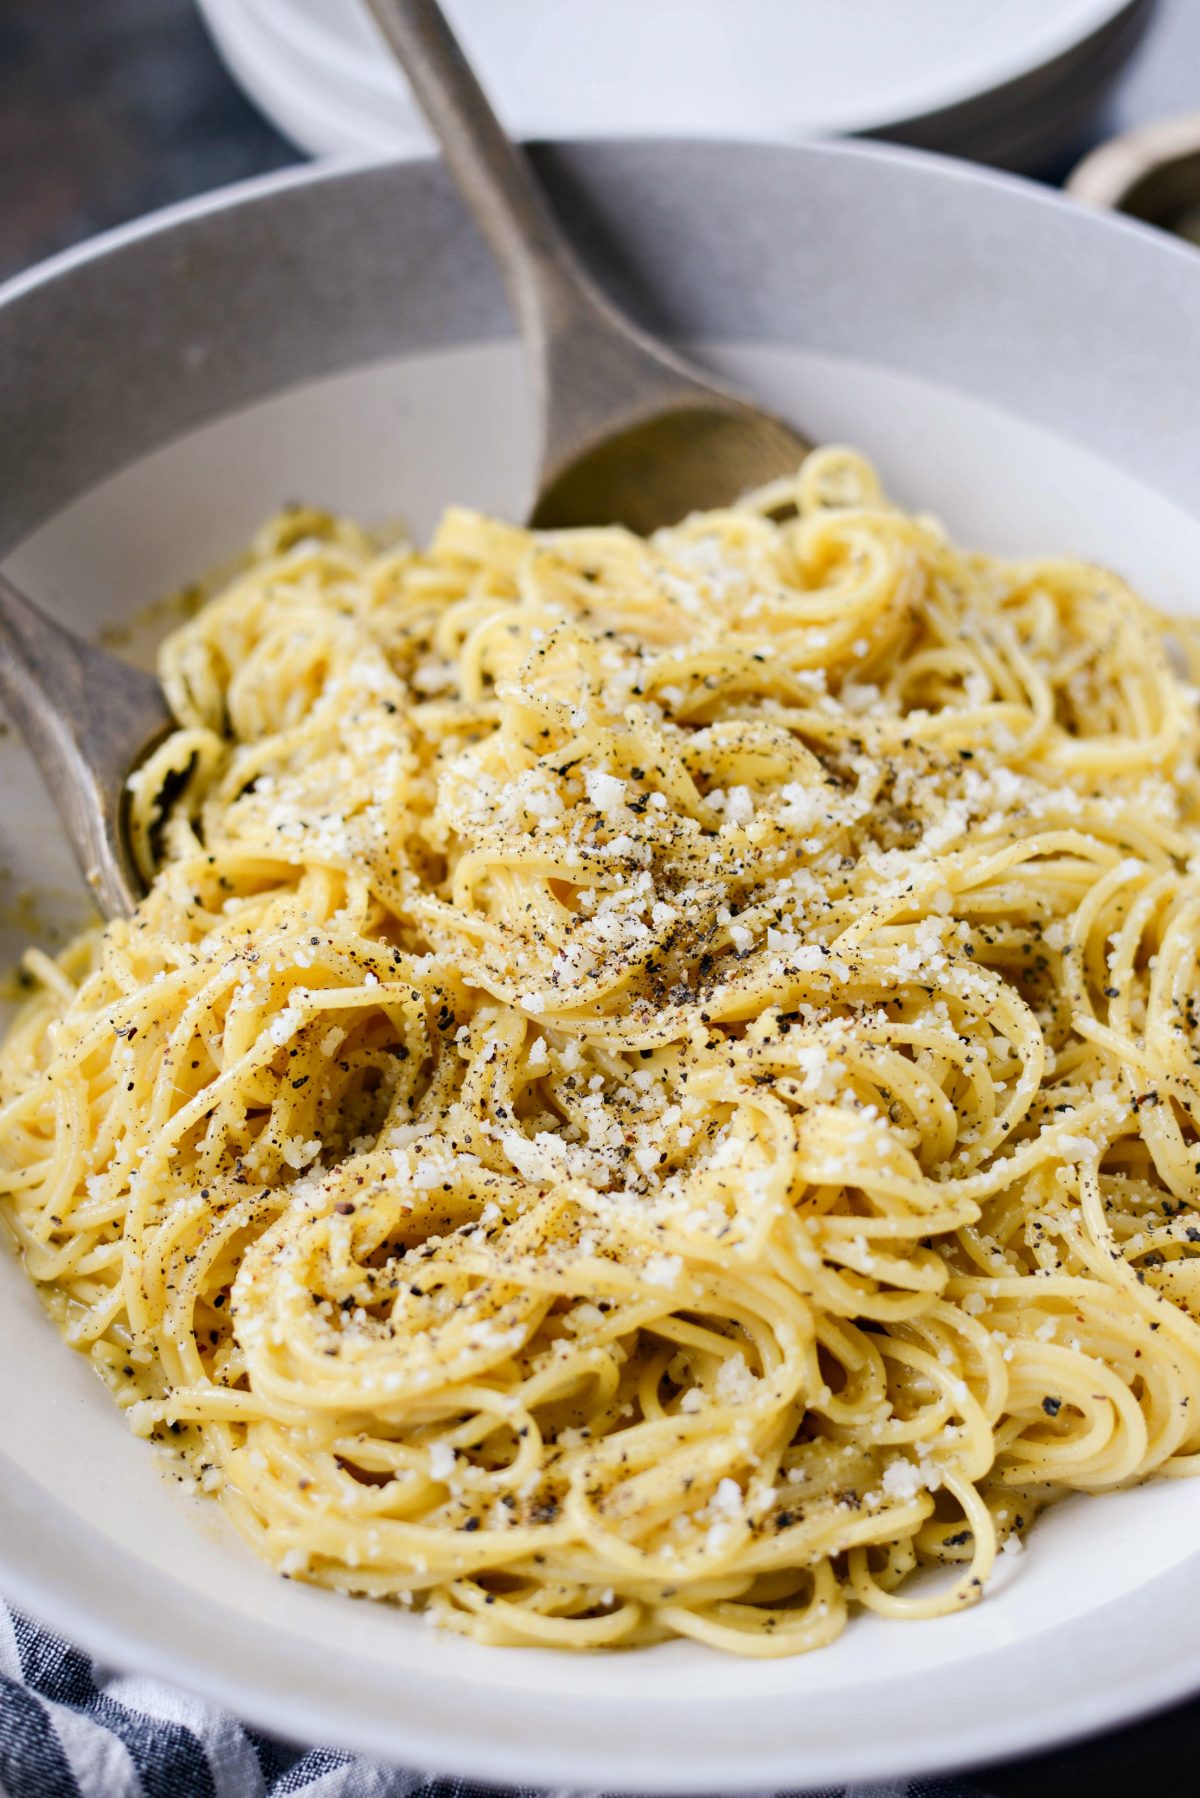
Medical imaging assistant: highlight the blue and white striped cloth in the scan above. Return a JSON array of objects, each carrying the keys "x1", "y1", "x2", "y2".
[
  {"x1": 2, "y1": 1601, "x2": 435, "y2": 1798},
  {"x1": 0, "y1": 1596, "x2": 1189, "y2": 1798}
]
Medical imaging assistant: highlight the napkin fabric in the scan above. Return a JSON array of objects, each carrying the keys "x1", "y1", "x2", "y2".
[{"x1": 0, "y1": 1598, "x2": 994, "y2": 1798}]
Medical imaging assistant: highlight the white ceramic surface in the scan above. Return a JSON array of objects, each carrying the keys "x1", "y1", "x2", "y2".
[
  {"x1": 4, "y1": 140, "x2": 1200, "y2": 1789},
  {"x1": 194, "y1": 0, "x2": 1146, "y2": 164}
]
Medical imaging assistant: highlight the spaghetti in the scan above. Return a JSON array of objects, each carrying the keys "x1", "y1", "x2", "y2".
[{"x1": 3, "y1": 445, "x2": 1200, "y2": 1656}]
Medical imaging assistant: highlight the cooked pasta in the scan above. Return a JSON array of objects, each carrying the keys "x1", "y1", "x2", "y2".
[{"x1": 4, "y1": 445, "x2": 1200, "y2": 1657}]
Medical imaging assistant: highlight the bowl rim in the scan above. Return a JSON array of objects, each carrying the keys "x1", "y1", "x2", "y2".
[{"x1": 6, "y1": 125, "x2": 1196, "y2": 317}]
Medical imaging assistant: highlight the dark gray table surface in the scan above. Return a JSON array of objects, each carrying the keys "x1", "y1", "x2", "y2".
[{"x1": 2, "y1": 0, "x2": 1200, "y2": 1791}]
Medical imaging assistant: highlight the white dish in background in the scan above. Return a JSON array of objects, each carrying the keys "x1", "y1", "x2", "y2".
[
  {"x1": 194, "y1": 0, "x2": 1153, "y2": 169},
  {"x1": 4, "y1": 139, "x2": 1200, "y2": 1789}
]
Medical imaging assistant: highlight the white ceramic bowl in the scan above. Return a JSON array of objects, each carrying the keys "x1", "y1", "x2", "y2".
[
  {"x1": 194, "y1": 0, "x2": 1153, "y2": 170},
  {"x1": 4, "y1": 140, "x2": 1200, "y2": 1790}
]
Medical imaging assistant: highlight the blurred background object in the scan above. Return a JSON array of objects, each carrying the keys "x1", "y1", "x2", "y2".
[
  {"x1": 193, "y1": 0, "x2": 1154, "y2": 170},
  {"x1": 5, "y1": 0, "x2": 1200, "y2": 285},
  {"x1": 1068, "y1": 111, "x2": 1200, "y2": 239},
  {"x1": 0, "y1": 0, "x2": 295, "y2": 279}
]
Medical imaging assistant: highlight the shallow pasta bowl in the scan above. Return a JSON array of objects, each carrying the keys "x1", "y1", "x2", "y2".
[{"x1": 4, "y1": 139, "x2": 1200, "y2": 1790}]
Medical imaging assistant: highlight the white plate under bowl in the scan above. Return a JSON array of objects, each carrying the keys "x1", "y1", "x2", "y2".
[
  {"x1": 194, "y1": 0, "x2": 1151, "y2": 167},
  {"x1": 3, "y1": 140, "x2": 1200, "y2": 1790}
]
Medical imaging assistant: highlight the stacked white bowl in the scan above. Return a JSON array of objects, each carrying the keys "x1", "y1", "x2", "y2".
[{"x1": 195, "y1": 0, "x2": 1153, "y2": 171}]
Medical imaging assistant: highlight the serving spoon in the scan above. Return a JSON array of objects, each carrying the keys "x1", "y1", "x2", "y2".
[
  {"x1": 0, "y1": 0, "x2": 807, "y2": 921},
  {"x1": 365, "y1": 0, "x2": 809, "y2": 531}
]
